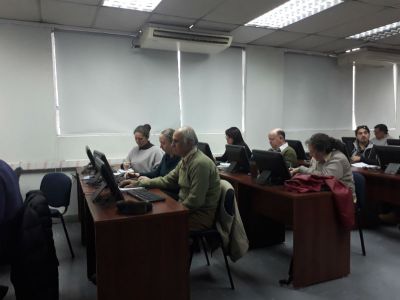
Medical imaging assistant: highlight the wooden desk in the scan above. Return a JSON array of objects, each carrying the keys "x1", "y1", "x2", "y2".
[
  {"x1": 77, "y1": 173, "x2": 189, "y2": 300},
  {"x1": 220, "y1": 171, "x2": 350, "y2": 288},
  {"x1": 352, "y1": 167, "x2": 400, "y2": 225}
]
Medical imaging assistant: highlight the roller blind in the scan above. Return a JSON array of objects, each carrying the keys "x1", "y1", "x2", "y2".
[
  {"x1": 55, "y1": 30, "x2": 180, "y2": 134},
  {"x1": 283, "y1": 53, "x2": 352, "y2": 130},
  {"x1": 180, "y1": 48, "x2": 243, "y2": 133},
  {"x1": 355, "y1": 65, "x2": 396, "y2": 129}
]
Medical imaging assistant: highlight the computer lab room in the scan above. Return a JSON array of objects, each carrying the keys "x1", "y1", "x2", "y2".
[{"x1": 1, "y1": 0, "x2": 400, "y2": 299}]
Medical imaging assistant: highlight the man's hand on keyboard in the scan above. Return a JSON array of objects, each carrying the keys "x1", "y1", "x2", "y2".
[
  {"x1": 125, "y1": 171, "x2": 140, "y2": 179},
  {"x1": 119, "y1": 179, "x2": 138, "y2": 188},
  {"x1": 138, "y1": 176, "x2": 150, "y2": 181}
]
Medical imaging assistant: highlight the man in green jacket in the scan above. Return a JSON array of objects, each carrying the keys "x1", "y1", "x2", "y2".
[
  {"x1": 121, "y1": 126, "x2": 221, "y2": 230},
  {"x1": 268, "y1": 128, "x2": 298, "y2": 168}
]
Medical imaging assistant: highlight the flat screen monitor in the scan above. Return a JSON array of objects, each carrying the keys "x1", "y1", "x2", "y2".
[
  {"x1": 197, "y1": 142, "x2": 216, "y2": 164},
  {"x1": 387, "y1": 139, "x2": 400, "y2": 146},
  {"x1": 252, "y1": 149, "x2": 291, "y2": 185},
  {"x1": 225, "y1": 144, "x2": 250, "y2": 173},
  {"x1": 375, "y1": 145, "x2": 400, "y2": 170},
  {"x1": 92, "y1": 156, "x2": 124, "y2": 203},
  {"x1": 93, "y1": 150, "x2": 115, "y2": 173},
  {"x1": 86, "y1": 146, "x2": 96, "y2": 169},
  {"x1": 286, "y1": 140, "x2": 307, "y2": 160}
]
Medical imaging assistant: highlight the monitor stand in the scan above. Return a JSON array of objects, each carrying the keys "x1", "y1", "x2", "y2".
[
  {"x1": 226, "y1": 162, "x2": 237, "y2": 173},
  {"x1": 256, "y1": 170, "x2": 272, "y2": 185}
]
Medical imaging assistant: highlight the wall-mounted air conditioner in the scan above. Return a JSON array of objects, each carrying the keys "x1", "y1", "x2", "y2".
[
  {"x1": 136, "y1": 26, "x2": 232, "y2": 54},
  {"x1": 338, "y1": 48, "x2": 400, "y2": 67}
]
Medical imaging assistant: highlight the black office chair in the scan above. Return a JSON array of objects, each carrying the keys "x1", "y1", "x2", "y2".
[
  {"x1": 342, "y1": 137, "x2": 356, "y2": 158},
  {"x1": 286, "y1": 139, "x2": 308, "y2": 160},
  {"x1": 335, "y1": 140, "x2": 351, "y2": 162},
  {"x1": 40, "y1": 172, "x2": 75, "y2": 258},
  {"x1": 353, "y1": 172, "x2": 366, "y2": 256},
  {"x1": 189, "y1": 184, "x2": 235, "y2": 290}
]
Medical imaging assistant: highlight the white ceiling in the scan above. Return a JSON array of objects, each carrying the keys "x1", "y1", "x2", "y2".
[{"x1": 0, "y1": 0, "x2": 400, "y2": 54}]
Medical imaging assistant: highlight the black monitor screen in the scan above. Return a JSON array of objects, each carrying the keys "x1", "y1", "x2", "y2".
[
  {"x1": 198, "y1": 142, "x2": 216, "y2": 164},
  {"x1": 286, "y1": 140, "x2": 307, "y2": 160},
  {"x1": 92, "y1": 157, "x2": 124, "y2": 203},
  {"x1": 225, "y1": 144, "x2": 250, "y2": 173},
  {"x1": 387, "y1": 139, "x2": 400, "y2": 146},
  {"x1": 375, "y1": 145, "x2": 400, "y2": 169},
  {"x1": 93, "y1": 150, "x2": 115, "y2": 173},
  {"x1": 252, "y1": 149, "x2": 291, "y2": 185},
  {"x1": 86, "y1": 146, "x2": 96, "y2": 168}
]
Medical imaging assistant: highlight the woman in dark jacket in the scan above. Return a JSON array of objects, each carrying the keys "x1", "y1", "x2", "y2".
[{"x1": 216, "y1": 127, "x2": 252, "y2": 162}]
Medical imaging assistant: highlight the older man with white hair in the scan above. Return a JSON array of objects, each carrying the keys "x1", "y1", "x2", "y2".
[{"x1": 121, "y1": 126, "x2": 221, "y2": 230}]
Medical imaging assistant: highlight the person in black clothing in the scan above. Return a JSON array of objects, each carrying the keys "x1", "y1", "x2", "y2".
[
  {"x1": 351, "y1": 125, "x2": 378, "y2": 165},
  {"x1": 216, "y1": 127, "x2": 252, "y2": 162},
  {"x1": 0, "y1": 160, "x2": 23, "y2": 300}
]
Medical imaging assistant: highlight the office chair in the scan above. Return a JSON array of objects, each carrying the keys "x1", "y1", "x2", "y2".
[
  {"x1": 286, "y1": 139, "x2": 308, "y2": 161},
  {"x1": 14, "y1": 167, "x2": 23, "y2": 182},
  {"x1": 335, "y1": 141, "x2": 351, "y2": 162},
  {"x1": 342, "y1": 137, "x2": 356, "y2": 158},
  {"x1": 353, "y1": 172, "x2": 366, "y2": 256},
  {"x1": 40, "y1": 172, "x2": 75, "y2": 258},
  {"x1": 189, "y1": 182, "x2": 235, "y2": 290}
]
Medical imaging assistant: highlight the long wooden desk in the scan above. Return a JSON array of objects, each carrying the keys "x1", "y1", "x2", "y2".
[
  {"x1": 352, "y1": 167, "x2": 400, "y2": 225},
  {"x1": 77, "y1": 172, "x2": 189, "y2": 300},
  {"x1": 220, "y1": 171, "x2": 350, "y2": 288}
]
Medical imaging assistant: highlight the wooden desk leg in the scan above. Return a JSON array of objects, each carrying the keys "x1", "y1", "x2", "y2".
[
  {"x1": 77, "y1": 174, "x2": 87, "y2": 246},
  {"x1": 292, "y1": 197, "x2": 350, "y2": 287},
  {"x1": 84, "y1": 199, "x2": 96, "y2": 283}
]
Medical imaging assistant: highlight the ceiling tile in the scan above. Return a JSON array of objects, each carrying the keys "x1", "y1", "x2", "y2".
[
  {"x1": 377, "y1": 34, "x2": 400, "y2": 45},
  {"x1": 204, "y1": 0, "x2": 285, "y2": 24},
  {"x1": 59, "y1": 0, "x2": 101, "y2": 5},
  {"x1": 312, "y1": 38, "x2": 366, "y2": 53},
  {"x1": 231, "y1": 26, "x2": 275, "y2": 44},
  {"x1": 154, "y1": 0, "x2": 224, "y2": 19},
  {"x1": 251, "y1": 30, "x2": 308, "y2": 47},
  {"x1": 321, "y1": 8, "x2": 400, "y2": 38},
  {"x1": 94, "y1": 7, "x2": 149, "y2": 32},
  {"x1": 41, "y1": 0, "x2": 97, "y2": 27},
  {"x1": 195, "y1": 20, "x2": 239, "y2": 32},
  {"x1": 149, "y1": 14, "x2": 195, "y2": 27},
  {"x1": 359, "y1": 0, "x2": 400, "y2": 7},
  {"x1": 283, "y1": 35, "x2": 339, "y2": 50},
  {"x1": 284, "y1": 1, "x2": 382, "y2": 34},
  {"x1": 0, "y1": 0, "x2": 41, "y2": 22}
]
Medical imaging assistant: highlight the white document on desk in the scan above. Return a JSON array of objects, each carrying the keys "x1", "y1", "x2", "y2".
[{"x1": 351, "y1": 162, "x2": 380, "y2": 169}]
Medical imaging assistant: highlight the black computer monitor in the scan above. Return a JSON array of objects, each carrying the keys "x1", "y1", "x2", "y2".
[
  {"x1": 375, "y1": 145, "x2": 400, "y2": 170},
  {"x1": 197, "y1": 142, "x2": 216, "y2": 164},
  {"x1": 387, "y1": 139, "x2": 400, "y2": 146},
  {"x1": 91, "y1": 156, "x2": 124, "y2": 203},
  {"x1": 286, "y1": 140, "x2": 307, "y2": 160},
  {"x1": 252, "y1": 150, "x2": 291, "y2": 185},
  {"x1": 225, "y1": 144, "x2": 250, "y2": 173},
  {"x1": 86, "y1": 146, "x2": 96, "y2": 168},
  {"x1": 93, "y1": 150, "x2": 115, "y2": 173}
]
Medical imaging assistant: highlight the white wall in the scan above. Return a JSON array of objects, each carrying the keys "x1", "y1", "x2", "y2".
[{"x1": 2, "y1": 23, "x2": 399, "y2": 216}]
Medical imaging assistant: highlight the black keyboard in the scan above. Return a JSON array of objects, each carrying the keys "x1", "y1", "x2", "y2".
[{"x1": 125, "y1": 188, "x2": 165, "y2": 203}]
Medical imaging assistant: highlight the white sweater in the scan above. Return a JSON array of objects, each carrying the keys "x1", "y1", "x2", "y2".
[{"x1": 125, "y1": 145, "x2": 164, "y2": 173}]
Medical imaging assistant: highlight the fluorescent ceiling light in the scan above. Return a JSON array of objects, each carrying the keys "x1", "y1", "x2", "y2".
[
  {"x1": 245, "y1": 0, "x2": 343, "y2": 29},
  {"x1": 103, "y1": 0, "x2": 162, "y2": 12},
  {"x1": 348, "y1": 21, "x2": 400, "y2": 41}
]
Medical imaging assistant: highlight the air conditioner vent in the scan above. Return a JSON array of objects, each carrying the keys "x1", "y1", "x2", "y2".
[{"x1": 137, "y1": 26, "x2": 232, "y2": 54}]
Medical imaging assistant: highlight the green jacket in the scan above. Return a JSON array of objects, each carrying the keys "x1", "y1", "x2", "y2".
[
  {"x1": 138, "y1": 149, "x2": 221, "y2": 212},
  {"x1": 282, "y1": 146, "x2": 298, "y2": 168}
]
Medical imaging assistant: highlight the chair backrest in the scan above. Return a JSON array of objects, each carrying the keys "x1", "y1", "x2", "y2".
[
  {"x1": 220, "y1": 180, "x2": 235, "y2": 217},
  {"x1": 40, "y1": 173, "x2": 72, "y2": 208},
  {"x1": 286, "y1": 140, "x2": 307, "y2": 160},
  {"x1": 342, "y1": 137, "x2": 356, "y2": 157},
  {"x1": 352, "y1": 172, "x2": 366, "y2": 209},
  {"x1": 335, "y1": 141, "x2": 351, "y2": 162}
]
